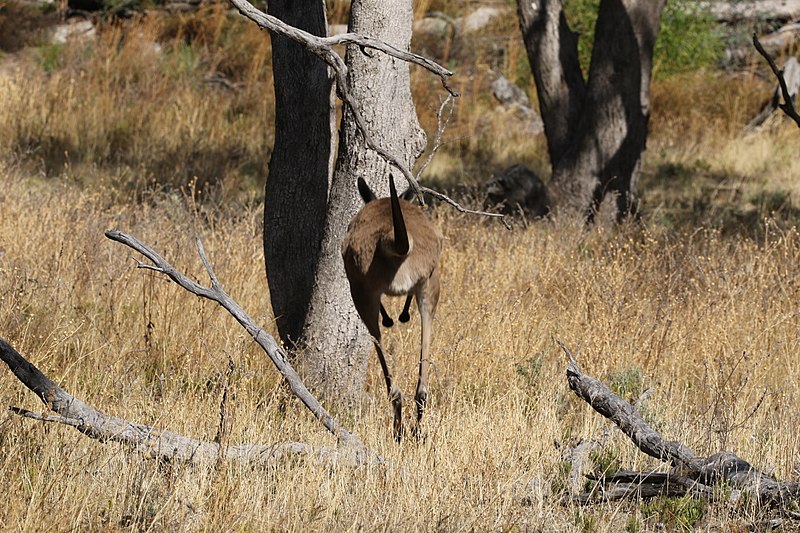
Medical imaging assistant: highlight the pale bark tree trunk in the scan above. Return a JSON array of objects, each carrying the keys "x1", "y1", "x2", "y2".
[
  {"x1": 518, "y1": 0, "x2": 665, "y2": 221},
  {"x1": 296, "y1": 0, "x2": 426, "y2": 408},
  {"x1": 264, "y1": 0, "x2": 426, "y2": 408},
  {"x1": 263, "y1": 0, "x2": 333, "y2": 347}
]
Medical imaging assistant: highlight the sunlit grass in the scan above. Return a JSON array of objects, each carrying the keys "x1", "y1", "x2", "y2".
[
  {"x1": 2, "y1": 7, "x2": 800, "y2": 531},
  {"x1": 2, "y1": 163, "x2": 800, "y2": 530}
]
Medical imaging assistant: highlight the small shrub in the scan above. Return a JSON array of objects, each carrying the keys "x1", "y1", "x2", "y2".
[
  {"x1": 564, "y1": 0, "x2": 722, "y2": 77},
  {"x1": 642, "y1": 496, "x2": 706, "y2": 531},
  {"x1": 38, "y1": 41, "x2": 64, "y2": 73},
  {"x1": 606, "y1": 367, "x2": 644, "y2": 400}
]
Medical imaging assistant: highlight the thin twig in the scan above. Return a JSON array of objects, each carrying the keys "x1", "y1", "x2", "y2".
[
  {"x1": 196, "y1": 237, "x2": 222, "y2": 291},
  {"x1": 753, "y1": 33, "x2": 800, "y2": 128},
  {"x1": 419, "y1": 186, "x2": 510, "y2": 226},
  {"x1": 214, "y1": 354, "x2": 236, "y2": 475},
  {"x1": 415, "y1": 95, "x2": 456, "y2": 183},
  {"x1": 9, "y1": 407, "x2": 83, "y2": 427}
]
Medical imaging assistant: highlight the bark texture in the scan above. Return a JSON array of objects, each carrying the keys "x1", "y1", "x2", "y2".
[
  {"x1": 263, "y1": 0, "x2": 333, "y2": 347},
  {"x1": 296, "y1": 0, "x2": 427, "y2": 408},
  {"x1": 518, "y1": 0, "x2": 665, "y2": 220}
]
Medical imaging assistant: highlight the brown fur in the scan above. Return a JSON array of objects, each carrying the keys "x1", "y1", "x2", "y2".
[{"x1": 342, "y1": 180, "x2": 442, "y2": 440}]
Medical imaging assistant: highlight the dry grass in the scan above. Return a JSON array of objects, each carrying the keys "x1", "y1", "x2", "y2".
[
  {"x1": 2, "y1": 6, "x2": 800, "y2": 532},
  {"x1": 2, "y1": 163, "x2": 800, "y2": 531},
  {"x1": 0, "y1": 7, "x2": 273, "y2": 203}
]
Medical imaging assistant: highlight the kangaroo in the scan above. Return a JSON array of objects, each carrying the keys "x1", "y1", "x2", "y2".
[{"x1": 341, "y1": 174, "x2": 442, "y2": 440}]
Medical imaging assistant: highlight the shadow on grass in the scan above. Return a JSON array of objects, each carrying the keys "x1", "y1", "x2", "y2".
[{"x1": 642, "y1": 160, "x2": 800, "y2": 240}]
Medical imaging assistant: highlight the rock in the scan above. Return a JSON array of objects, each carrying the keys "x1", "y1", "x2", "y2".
[
  {"x1": 709, "y1": 0, "x2": 800, "y2": 23},
  {"x1": 485, "y1": 164, "x2": 550, "y2": 218},
  {"x1": 490, "y1": 74, "x2": 544, "y2": 135},
  {"x1": 50, "y1": 18, "x2": 95, "y2": 45},
  {"x1": 413, "y1": 17, "x2": 450, "y2": 38},
  {"x1": 491, "y1": 75, "x2": 530, "y2": 107},
  {"x1": 462, "y1": 6, "x2": 505, "y2": 34}
]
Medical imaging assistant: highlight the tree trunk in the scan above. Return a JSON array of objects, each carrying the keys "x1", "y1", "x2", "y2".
[
  {"x1": 296, "y1": 0, "x2": 427, "y2": 408},
  {"x1": 518, "y1": 0, "x2": 665, "y2": 221},
  {"x1": 263, "y1": 0, "x2": 333, "y2": 347},
  {"x1": 517, "y1": 0, "x2": 585, "y2": 166}
]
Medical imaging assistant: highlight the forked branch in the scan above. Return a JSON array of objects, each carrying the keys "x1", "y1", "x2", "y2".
[
  {"x1": 228, "y1": 0, "x2": 446, "y2": 200},
  {"x1": 557, "y1": 340, "x2": 800, "y2": 506},
  {"x1": 228, "y1": 0, "x2": 505, "y2": 222},
  {"x1": 104, "y1": 230, "x2": 368, "y2": 450}
]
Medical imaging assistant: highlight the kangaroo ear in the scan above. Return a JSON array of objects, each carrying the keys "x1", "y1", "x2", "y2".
[
  {"x1": 357, "y1": 177, "x2": 377, "y2": 204},
  {"x1": 389, "y1": 174, "x2": 410, "y2": 255}
]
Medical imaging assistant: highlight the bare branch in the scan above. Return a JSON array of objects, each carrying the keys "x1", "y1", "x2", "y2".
[
  {"x1": 103, "y1": 230, "x2": 372, "y2": 456},
  {"x1": 228, "y1": 0, "x2": 447, "y2": 200},
  {"x1": 753, "y1": 32, "x2": 800, "y2": 128},
  {"x1": 228, "y1": 0, "x2": 504, "y2": 222},
  {"x1": 559, "y1": 340, "x2": 800, "y2": 506},
  {"x1": 410, "y1": 96, "x2": 508, "y2": 222},
  {"x1": 196, "y1": 237, "x2": 222, "y2": 291},
  {"x1": 10, "y1": 407, "x2": 84, "y2": 427},
  {"x1": 561, "y1": 346, "x2": 700, "y2": 468},
  {"x1": 418, "y1": 186, "x2": 510, "y2": 226},
  {"x1": 0, "y1": 338, "x2": 372, "y2": 467},
  {"x1": 415, "y1": 95, "x2": 456, "y2": 183},
  {"x1": 228, "y1": 0, "x2": 454, "y2": 91},
  {"x1": 576, "y1": 470, "x2": 713, "y2": 503}
]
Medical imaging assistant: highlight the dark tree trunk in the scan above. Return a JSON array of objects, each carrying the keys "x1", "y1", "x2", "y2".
[
  {"x1": 518, "y1": 0, "x2": 665, "y2": 221},
  {"x1": 263, "y1": 0, "x2": 333, "y2": 347},
  {"x1": 517, "y1": 0, "x2": 585, "y2": 165}
]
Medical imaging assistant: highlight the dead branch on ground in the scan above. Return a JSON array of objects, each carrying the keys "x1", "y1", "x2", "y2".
[
  {"x1": 557, "y1": 340, "x2": 800, "y2": 508},
  {"x1": 0, "y1": 232, "x2": 383, "y2": 468},
  {"x1": 0, "y1": 338, "x2": 367, "y2": 466}
]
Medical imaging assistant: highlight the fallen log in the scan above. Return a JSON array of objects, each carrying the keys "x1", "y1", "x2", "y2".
[
  {"x1": 558, "y1": 340, "x2": 800, "y2": 507},
  {"x1": 0, "y1": 231, "x2": 384, "y2": 468},
  {"x1": 709, "y1": 0, "x2": 800, "y2": 23}
]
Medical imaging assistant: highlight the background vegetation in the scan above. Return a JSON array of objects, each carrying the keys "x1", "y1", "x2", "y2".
[{"x1": 1, "y1": 1, "x2": 799, "y2": 530}]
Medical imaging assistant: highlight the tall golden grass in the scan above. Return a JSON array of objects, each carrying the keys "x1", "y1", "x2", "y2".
[
  {"x1": 2, "y1": 162, "x2": 800, "y2": 530},
  {"x1": 0, "y1": 7, "x2": 273, "y2": 202},
  {"x1": 2, "y1": 6, "x2": 800, "y2": 532}
]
